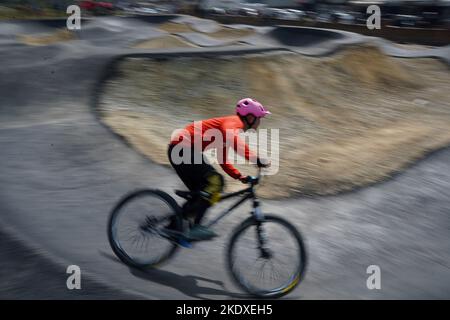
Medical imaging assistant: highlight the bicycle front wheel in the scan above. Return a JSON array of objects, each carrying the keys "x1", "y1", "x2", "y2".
[
  {"x1": 108, "y1": 189, "x2": 183, "y2": 269},
  {"x1": 227, "y1": 215, "x2": 307, "y2": 298}
]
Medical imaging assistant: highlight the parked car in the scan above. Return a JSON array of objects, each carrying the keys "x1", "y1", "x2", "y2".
[
  {"x1": 277, "y1": 9, "x2": 302, "y2": 21},
  {"x1": 391, "y1": 15, "x2": 422, "y2": 27},
  {"x1": 79, "y1": 0, "x2": 114, "y2": 15},
  {"x1": 419, "y1": 11, "x2": 440, "y2": 27},
  {"x1": 225, "y1": 7, "x2": 240, "y2": 15},
  {"x1": 350, "y1": 12, "x2": 366, "y2": 25},
  {"x1": 238, "y1": 8, "x2": 259, "y2": 17},
  {"x1": 155, "y1": 7, "x2": 172, "y2": 14},
  {"x1": 333, "y1": 12, "x2": 356, "y2": 25},
  {"x1": 114, "y1": 1, "x2": 129, "y2": 11},
  {"x1": 259, "y1": 7, "x2": 279, "y2": 18},
  {"x1": 134, "y1": 7, "x2": 158, "y2": 14},
  {"x1": 261, "y1": 8, "x2": 299, "y2": 20},
  {"x1": 305, "y1": 10, "x2": 318, "y2": 21},
  {"x1": 316, "y1": 12, "x2": 332, "y2": 23},
  {"x1": 209, "y1": 7, "x2": 226, "y2": 15},
  {"x1": 286, "y1": 9, "x2": 306, "y2": 20}
]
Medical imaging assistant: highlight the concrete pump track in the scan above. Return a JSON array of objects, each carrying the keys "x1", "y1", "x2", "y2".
[{"x1": 1, "y1": 15, "x2": 449, "y2": 299}]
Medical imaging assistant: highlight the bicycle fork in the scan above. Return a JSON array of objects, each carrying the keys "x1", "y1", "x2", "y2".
[{"x1": 253, "y1": 199, "x2": 272, "y2": 259}]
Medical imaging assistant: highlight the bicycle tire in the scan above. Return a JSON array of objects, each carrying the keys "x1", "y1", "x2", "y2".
[
  {"x1": 227, "y1": 215, "x2": 307, "y2": 298},
  {"x1": 107, "y1": 189, "x2": 183, "y2": 269}
]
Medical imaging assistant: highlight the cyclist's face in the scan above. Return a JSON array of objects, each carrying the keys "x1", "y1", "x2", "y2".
[
  {"x1": 252, "y1": 117, "x2": 261, "y2": 129},
  {"x1": 244, "y1": 115, "x2": 260, "y2": 131}
]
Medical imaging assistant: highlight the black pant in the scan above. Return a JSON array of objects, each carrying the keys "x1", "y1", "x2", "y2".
[{"x1": 167, "y1": 144, "x2": 224, "y2": 224}]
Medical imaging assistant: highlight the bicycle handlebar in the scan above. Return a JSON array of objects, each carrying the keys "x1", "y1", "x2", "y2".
[{"x1": 246, "y1": 167, "x2": 262, "y2": 186}]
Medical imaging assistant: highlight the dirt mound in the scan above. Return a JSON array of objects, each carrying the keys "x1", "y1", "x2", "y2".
[
  {"x1": 19, "y1": 29, "x2": 75, "y2": 46},
  {"x1": 329, "y1": 45, "x2": 418, "y2": 87},
  {"x1": 207, "y1": 27, "x2": 255, "y2": 39},
  {"x1": 158, "y1": 22, "x2": 194, "y2": 33},
  {"x1": 98, "y1": 45, "x2": 450, "y2": 198}
]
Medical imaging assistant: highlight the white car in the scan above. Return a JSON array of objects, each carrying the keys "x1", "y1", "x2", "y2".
[
  {"x1": 134, "y1": 7, "x2": 158, "y2": 14},
  {"x1": 259, "y1": 8, "x2": 278, "y2": 18},
  {"x1": 273, "y1": 9, "x2": 299, "y2": 21},
  {"x1": 286, "y1": 9, "x2": 305, "y2": 19},
  {"x1": 316, "y1": 13, "x2": 332, "y2": 23},
  {"x1": 334, "y1": 12, "x2": 355, "y2": 25},
  {"x1": 209, "y1": 7, "x2": 226, "y2": 15},
  {"x1": 393, "y1": 15, "x2": 422, "y2": 27},
  {"x1": 239, "y1": 8, "x2": 259, "y2": 17}
]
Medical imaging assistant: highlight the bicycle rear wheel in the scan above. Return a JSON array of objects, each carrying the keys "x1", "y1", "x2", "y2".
[
  {"x1": 108, "y1": 189, "x2": 183, "y2": 269},
  {"x1": 227, "y1": 215, "x2": 307, "y2": 298}
]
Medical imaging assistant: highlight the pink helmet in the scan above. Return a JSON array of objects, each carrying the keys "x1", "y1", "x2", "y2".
[{"x1": 236, "y1": 98, "x2": 271, "y2": 118}]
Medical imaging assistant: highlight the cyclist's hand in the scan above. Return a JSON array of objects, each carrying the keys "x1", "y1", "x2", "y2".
[
  {"x1": 257, "y1": 157, "x2": 271, "y2": 168},
  {"x1": 239, "y1": 175, "x2": 251, "y2": 184}
]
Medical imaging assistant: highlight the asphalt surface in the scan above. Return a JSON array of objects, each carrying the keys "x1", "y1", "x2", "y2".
[{"x1": 0, "y1": 15, "x2": 449, "y2": 299}]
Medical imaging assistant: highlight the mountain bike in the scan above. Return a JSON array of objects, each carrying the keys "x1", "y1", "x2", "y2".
[{"x1": 107, "y1": 168, "x2": 307, "y2": 298}]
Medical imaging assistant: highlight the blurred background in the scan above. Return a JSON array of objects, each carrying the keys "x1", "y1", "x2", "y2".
[
  {"x1": 0, "y1": 0, "x2": 449, "y2": 300},
  {"x1": 1, "y1": 0, "x2": 449, "y2": 28},
  {"x1": 1, "y1": 0, "x2": 448, "y2": 44}
]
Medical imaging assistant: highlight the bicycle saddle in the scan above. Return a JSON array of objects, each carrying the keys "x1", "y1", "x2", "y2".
[{"x1": 175, "y1": 190, "x2": 193, "y2": 200}]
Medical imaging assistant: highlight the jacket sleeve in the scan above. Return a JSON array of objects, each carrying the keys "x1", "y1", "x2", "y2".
[
  {"x1": 232, "y1": 133, "x2": 258, "y2": 163},
  {"x1": 217, "y1": 130, "x2": 258, "y2": 180},
  {"x1": 218, "y1": 146, "x2": 242, "y2": 180}
]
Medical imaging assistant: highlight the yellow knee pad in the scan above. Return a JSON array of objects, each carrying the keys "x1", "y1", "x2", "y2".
[{"x1": 203, "y1": 173, "x2": 224, "y2": 205}]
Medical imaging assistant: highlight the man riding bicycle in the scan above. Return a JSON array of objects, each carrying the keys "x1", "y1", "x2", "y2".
[{"x1": 167, "y1": 98, "x2": 271, "y2": 241}]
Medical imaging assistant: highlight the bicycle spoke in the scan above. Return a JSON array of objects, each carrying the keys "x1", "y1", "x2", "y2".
[
  {"x1": 256, "y1": 264, "x2": 264, "y2": 279},
  {"x1": 142, "y1": 232, "x2": 151, "y2": 251},
  {"x1": 124, "y1": 232, "x2": 139, "y2": 242},
  {"x1": 268, "y1": 260, "x2": 282, "y2": 283},
  {"x1": 123, "y1": 228, "x2": 139, "y2": 238},
  {"x1": 143, "y1": 233, "x2": 151, "y2": 251},
  {"x1": 130, "y1": 235, "x2": 139, "y2": 247},
  {"x1": 137, "y1": 234, "x2": 144, "y2": 251}
]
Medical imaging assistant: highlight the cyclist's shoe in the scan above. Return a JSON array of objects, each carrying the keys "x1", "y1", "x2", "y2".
[
  {"x1": 162, "y1": 218, "x2": 194, "y2": 248},
  {"x1": 184, "y1": 225, "x2": 218, "y2": 241},
  {"x1": 177, "y1": 238, "x2": 193, "y2": 248},
  {"x1": 161, "y1": 227, "x2": 193, "y2": 248}
]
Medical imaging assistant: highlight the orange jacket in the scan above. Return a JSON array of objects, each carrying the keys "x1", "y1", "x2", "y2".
[{"x1": 170, "y1": 115, "x2": 257, "y2": 179}]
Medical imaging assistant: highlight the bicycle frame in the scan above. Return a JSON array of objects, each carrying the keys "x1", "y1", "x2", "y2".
[{"x1": 204, "y1": 171, "x2": 263, "y2": 228}]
